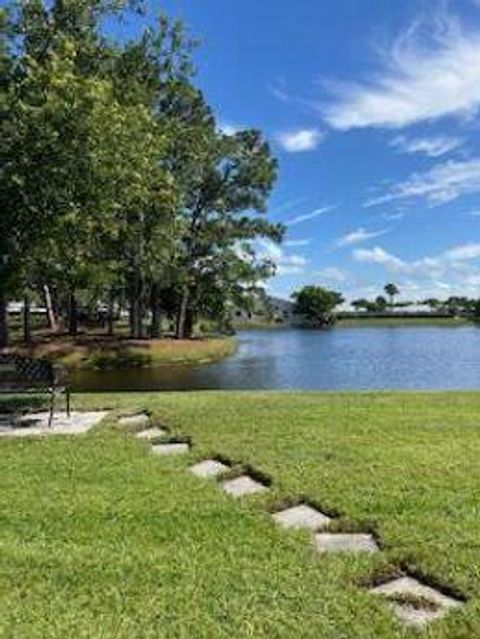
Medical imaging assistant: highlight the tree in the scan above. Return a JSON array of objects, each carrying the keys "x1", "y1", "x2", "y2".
[
  {"x1": 292, "y1": 285, "x2": 344, "y2": 327},
  {"x1": 384, "y1": 283, "x2": 400, "y2": 307},
  {"x1": 1, "y1": 1, "x2": 182, "y2": 343},
  {"x1": 1, "y1": 1, "x2": 281, "y2": 347},
  {"x1": 173, "y1": 127, "x2": 282, "y2": 339},
  {"x1": 422, "y1": 298, "x2": 442, "y2": 313},
  {"x1": 375, "y1": 295, "x2": 388, "y2": 312},
  {"x1": 444, "y1": 296, "x2": 473, "y2": 316},
  {"x1": 473, "y1": 299, "x2": 480, "y2": 321},
  {"x1": 351, "y1": 298, "x2": 370, "y2": 312}
]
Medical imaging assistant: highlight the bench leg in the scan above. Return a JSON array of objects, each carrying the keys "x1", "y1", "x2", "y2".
[
  {"x1": 49, "y1": 389, "x2": 55, "y2": 428},
  {"x1": 66, "y1": 388, "x2": 71, "y2": 418}
]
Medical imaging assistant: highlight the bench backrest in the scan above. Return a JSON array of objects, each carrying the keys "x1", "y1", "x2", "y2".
[{"x1": 0, "y1": 354, "x2": 55, "y2": 389}]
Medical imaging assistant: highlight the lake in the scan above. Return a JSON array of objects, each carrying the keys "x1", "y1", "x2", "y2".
[{"x1": 72, "y1": 326, "x2": 480, "y2": 392}]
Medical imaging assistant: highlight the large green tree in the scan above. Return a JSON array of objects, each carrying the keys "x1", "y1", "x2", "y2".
[
  {"x1": 173, "y1": 127, "x2": 282, "y2": 339},
  {"x1": 1, "y1": 0, "x2": 180, "y2": 342},
  {"x1": 1, "y1": 0, "x2": 281, "y2": 346},
  {"x1": 292, "y1": 285, "x2": 344, "y2": 327}
]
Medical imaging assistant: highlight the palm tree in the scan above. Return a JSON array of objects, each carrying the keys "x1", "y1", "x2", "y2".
[{"x1": 384, "y1": 283, "x2": 400, "y2": 307}]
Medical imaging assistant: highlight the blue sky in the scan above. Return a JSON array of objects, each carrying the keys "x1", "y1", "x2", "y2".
[{"x1": 118, "y1": 0, "x2": 480, "y2": 303}]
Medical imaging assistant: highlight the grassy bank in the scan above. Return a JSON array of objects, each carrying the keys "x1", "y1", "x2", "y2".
[
  {"x1": 11, "y1": 335, "x2": 237, "y2": 370},
  {"x1": 234, "y1": 317, "x2": 474, "y2": 329},
  {"x1": 337, "y1": 316, "x2": 471, "y2": 327},
  {"x1": 2, "y1": 391, "x2": 480, "y2": 637}
]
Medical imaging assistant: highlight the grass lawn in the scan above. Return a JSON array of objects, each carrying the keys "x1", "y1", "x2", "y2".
[
  {"x1": 2, "y1": 391, "x2": 480, "y2": 638},
  {"x1": 10, "y1": 335, "x2": 237, "y2": 370},
  {"x1": 337, "y1": 317, "x2": 472, "y2": 327}
]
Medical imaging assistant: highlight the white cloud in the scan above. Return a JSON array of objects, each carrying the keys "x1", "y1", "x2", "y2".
[
  {"x1": 365, "y1": 158, "x2": 480, "y2": 207},
  {"x1": 272, "y1": 196, "x2": 310, "y2": 215},
  {"x1": 390, "y1": 134, "x2": 463, "y2": 157},
  {"x1": 283, "y1": 238, "x2": 311, "y2": 247},
  {"x1": 353, "y1": 242, "x2": 480, "y2": 279},
  {"x1": 466, "y1": 210, "x2": 480, "y2": 217},
  {"x1": 286, "y1": 205, "x2": 335, "y2": 226},
  {"x1": 322, "y1": 12, "x2": 480, "y2": 129},
  {"x1": 353, "y1": 246, "x2": 407, "y2": 271},
  {"x1": 352, "y1": 243, "x2": 480, "y2": 297},
  {"x1": 276, "y1": 128, "x2": 324, "y2": 152},
  {"x1": 315, "y1": 267, "x2": 348, "y2": 282},
  {"x1": 383, "y1": 211, "x2": 406, "y2": 221},
  {"x1": 335, "y1": 227, "x2": 390, "y2": 248},
  {"x1": 257, "y1": 239, "x2": 308, "y2": 276},
  {"x1": 218, "y1": 122, "x2": 240, "y2": 135},
  {"x1": 444, "y1": 243, "x2": 480, "y2": 260},
  {"x1": 269, "y1": 79, "x2": 291, "y2": 103}
]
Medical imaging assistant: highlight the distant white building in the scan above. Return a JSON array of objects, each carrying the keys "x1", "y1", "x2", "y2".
[{"x1": 7, "y1": 302, "x2": 47, "y2": 315}]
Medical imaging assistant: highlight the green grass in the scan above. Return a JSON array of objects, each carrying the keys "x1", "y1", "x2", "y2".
[
  {"x1": 337, "y1": 316, "x2": 471, "y2": 327},
  {"x1": 10, "y1": 335, "x2": 237, "y2": 370},
  {"x1": 2, "y1": 391, "x2": 480, "y2": 637}
]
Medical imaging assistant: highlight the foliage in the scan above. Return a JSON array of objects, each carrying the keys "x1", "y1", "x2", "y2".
[
  {"x1": 473, "y1": 299, "x2": 480, "y2": 320},
  {"x1": 384, "y1": 282, "x2": 400, "y2": 305},
  {"x1": 374, "y1": 295, "x2": 387, "y2": 312},
  {"x1": 292, "y1": 285, "x2": 344, "y2": 326},
  {"x1": 0, "y1": 0, "x2": 280, "y2": 346}
]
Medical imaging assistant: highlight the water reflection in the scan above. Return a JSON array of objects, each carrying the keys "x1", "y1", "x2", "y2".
[{"x1": 72, "y1": 326, "x2": 480, "y2": 392}]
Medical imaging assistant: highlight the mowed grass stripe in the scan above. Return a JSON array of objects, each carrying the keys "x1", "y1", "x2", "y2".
[{"x1": 1, "y1": 391, "x2": 480, "y2": 637}]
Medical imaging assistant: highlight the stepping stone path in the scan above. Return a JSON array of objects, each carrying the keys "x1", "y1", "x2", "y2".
[
  {"x1": 125, "y1": 420, "x2": 465, "y2": 629},
  {"x1": 152, "y1": 442, "x2": 190, "y2": 456},
  {"x1": 119, "y1": 413, "x2": 150, "y2": 427},
  {"x1": 314, "y1": 532, "x2": 379, "y2": 554},
  {"x1": 370, "y1": 576, "x2": 462, "y2": 627},
  {"x1": 221, "y1": 474, "x2": 268, "y2": 497},
  {"x1": 136, "y1": 427, "x2": 167, "y2": 440},
  {"x1": 272, "y1": 503, "x2": 332, "y2": 531},
  {"x1": 189, "y1": 459, "x2": 230, "y2": 478}
]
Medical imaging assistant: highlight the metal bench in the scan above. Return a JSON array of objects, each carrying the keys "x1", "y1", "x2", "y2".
[{"x1": 0, "y1": 354, "x2": 70, "y2": 427}]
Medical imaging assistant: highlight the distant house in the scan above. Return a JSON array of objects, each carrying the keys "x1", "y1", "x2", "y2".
[
  {"x1": 7, "y1": 302, "x2": 47, "y2": 315},
  {"x1": 387, "y1": 303, "x2": 432, "y2": 315},
  {"x1": 341, "y1": 301, "x2": 453, "y2": 319},
  {"x1": 233, "y1": 295, "x2": 295, "y2": 325},
  {"x1": 269, "y1": 296, "x2": 295, "y2": 323}
]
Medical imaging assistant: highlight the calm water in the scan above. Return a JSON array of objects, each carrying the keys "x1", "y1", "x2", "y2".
[{"x1": 72, "y1": 326, "x2": 480, "y2": 391}]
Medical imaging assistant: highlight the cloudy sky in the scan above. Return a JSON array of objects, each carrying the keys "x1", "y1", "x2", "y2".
[{"x1": 125, "y1": 0, "x2": 480, "y2": 302}]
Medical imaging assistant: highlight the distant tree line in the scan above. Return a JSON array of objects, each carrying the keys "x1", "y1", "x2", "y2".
[
  {"x1": 352, "y1": 284, "x2": 480, "y2": 317},
  {"x1": 0, "y1": 0, "x2": 283, "y2": 347},
  {"x1": 291, "y1": 283, "x2": 480, "y2": 327}
]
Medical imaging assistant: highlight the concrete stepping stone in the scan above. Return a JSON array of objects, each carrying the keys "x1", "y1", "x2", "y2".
[
  {"x1": 152, "y1": 442, "x2": 190, "y2": 456},
  {"x1": 135, "y1": 427, "x2": 167, "y2": 440},
  {"x1": 119, "y1": 413, "x2": 149, "y2": 427},
  {"x1": 189, "y1": 459, "x2": 230, "y2": 478},
  {"x1": 314, "y1": 532, "x2": 379, "y2": 554},
  {"x1": 0, "y1": 411, "x2": 108, "y2": 437},
  {"x1": 221, "y1": 475, "x2": 268, "y2": 497},
  {"x1": 370, "y1": 576, "x2": 462, "y2": 627},
  {"x1": 272, "y1": 503, "x2": 333, "y2": 531}
]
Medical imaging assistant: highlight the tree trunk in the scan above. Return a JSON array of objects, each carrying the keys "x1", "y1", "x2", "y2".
[
  {"x1": 107, "y1": 288, "x2": 115, "y2": 337},
  {"x1": 150, "y1": 282, "x2": 161, "y2": 339},
  {"x1": 0, "y1": 288, "x2": 8, "y2": 349},
  {"x1": 176, "y1": 287, "x2": 189, "y2": 339},
  {"x1": 184, "y1": 308, "x2": 194, "y2": 339},
  {"x1": 23, "y1": 294, "x2": 31, "y2": 343},
  {"x1": 43, "y1": 284, "x2": 57, "y2": 331},
  {"x1": 129, "y1": 270, "x2": 144, "y2": 339},
  {"x1": 68, "y1": 290, "x2": 78, "y2": 336}
]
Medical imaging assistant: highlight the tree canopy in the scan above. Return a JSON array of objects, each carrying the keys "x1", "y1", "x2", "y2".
[
  {"x1": 0, "y1": 0, "x2": 282, "y2": 346},
  {"x1": 291, "y1": 285, "x2": 344, "y2": 327}
]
